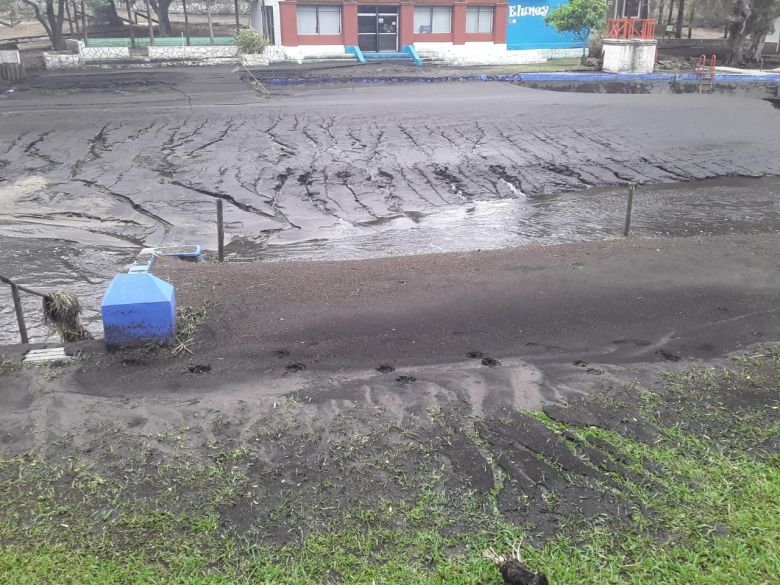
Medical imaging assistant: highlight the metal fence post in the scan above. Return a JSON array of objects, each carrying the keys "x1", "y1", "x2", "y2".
[
  {"x1": 217, "y1": 199, "x2": 225, "y2": 262},
  {"x1": 10, "y1": 284, "x2": 29, "y2": 344},
  {"x1": 623, "y1": 182, "x2": 636, "y2": 237}
]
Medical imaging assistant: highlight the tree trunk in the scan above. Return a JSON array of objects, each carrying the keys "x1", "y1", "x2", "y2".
[
  {"x1": 150, "y1": 0, "x2": 172, "y2": 36},
  {"x1": 675, "y1": 0, "x2": 685, "y2": 38},
  {"x1": 259, "y1": 0, "x2": 268, "y2": 38},
  {"x1": 725, "y1": 0, "x2": 752, "y2": 66},
  {"x1": 207, "y1": 0, "x2": 214, "y2": 44},
  {"x1": 745, "y1": 31, "x2": 768, "y2": 62},
  {"x1": 19, "y1": 0, "x2": 67, "y2": 49},
  {"x1": 106, "y1": 0, "x2": 125, "y2": 26},
  {"x1": 125, "y1": 0, "x2": 135, "y2": 46}
]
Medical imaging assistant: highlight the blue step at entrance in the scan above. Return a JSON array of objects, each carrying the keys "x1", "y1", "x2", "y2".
[
  {"x1": 346, "y1": 45, "x2": 423, "y2": 66},
  {"x1": 363, "y1": 52, "x2": 411, "y2": 61}
]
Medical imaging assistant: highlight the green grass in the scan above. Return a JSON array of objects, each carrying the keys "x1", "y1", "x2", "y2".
[{"x1": 1, "y1": 356, "x2": 779, "y2": 584}]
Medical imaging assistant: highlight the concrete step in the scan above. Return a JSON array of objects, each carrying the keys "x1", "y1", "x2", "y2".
[
  {"x1": 301, "y1": 55, "x2": 359, "y2": 62},
  {"x1": 24, "y1": 347, "x2": 72, "y2": 364},
  {"x1": 363, "y1": 52, "x2": 414, "y2": 62}
]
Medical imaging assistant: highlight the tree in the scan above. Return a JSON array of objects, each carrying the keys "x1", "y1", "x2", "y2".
[
  {"x1": 0, "y1": 0, "x2": 22, "y2": 26},
  {"x1": 92, "y1": 0, "x2": 125, "y2": 26},
  {"x1": 725, "y1": 0, "x2": 780, "y2": 65},
  {"x1": 149, "y1": 0, "x2": 173, "y2": 35},
  {"x1": 744, "y1": 0, "x2": 780, "y2": 61},
  {"x1": 17, "y1": 0, "x2": 68, "y2": 49},
  {"x1": 206, "y1": 0, "x2": 214, "y2": 43},
  {"x1": 545, "y1": 0, "x2": 607, "y2": 62},
  {"x1": 726, "y1": 0, "x2": 752, "y2": 64},
  {"x1": 676, "y1": 0, "x2": 686, "y2": 37}
]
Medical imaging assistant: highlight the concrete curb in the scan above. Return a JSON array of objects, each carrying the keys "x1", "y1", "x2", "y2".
[{"x1": 261, "y1": 72, "x2": 780, "y2": 86}]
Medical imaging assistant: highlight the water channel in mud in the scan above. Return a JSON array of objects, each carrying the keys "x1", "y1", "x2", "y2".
[{"x1": 1, "y1": 175, "x2": 778, "y2": 345}]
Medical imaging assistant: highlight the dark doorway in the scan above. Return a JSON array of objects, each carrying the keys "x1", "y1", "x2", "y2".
[
  {"x1": 358, "y1": 6, "x2": 398, "y2": 53},
  {"x1": 265, "y1": 6, "x2": 276, "y2": 45}
]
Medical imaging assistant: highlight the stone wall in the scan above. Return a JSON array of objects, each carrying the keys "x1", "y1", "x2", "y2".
[
  {"x1": 602, "y1": 39, "x2": 657, "y2": 74},
  {"x1": 63, "y1": 40, "x2": 130, "y2": 61},
  {"x1": 264, "y1": 45, "x2": 287, "y2": 62},
  {"x1": 240, "y1": 53, "x2": 269, "y2": 66},
  {"x1": 147, "y1": 45, "x2": 238, "y2": 60},
  {"x1": 82, "y1": 46, "x2": 132, "y2": 61},
  {"x1": 0, "y1": 49, "x2": 21, "y2": 64},
  {"x1": 43, "y1": 52, "x2": 82, "y2": 69}
]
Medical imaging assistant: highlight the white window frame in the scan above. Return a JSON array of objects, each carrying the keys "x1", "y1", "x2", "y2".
[
  {"x1": 466, "y1": 6, "x2": 494, "y2": 34},
  {"x1": 413, "y1": 6, "x2": 453, "y2": 34},
  {"x1": 297, "y1": 5, "x2": 342, "y2": 35}
]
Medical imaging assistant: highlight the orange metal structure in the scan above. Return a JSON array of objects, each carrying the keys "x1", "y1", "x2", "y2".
[
  {"x1": 605, "y1": 18, "x2": 656, "y2": 40},
  {"x1": 696, "y1": 54, "x2": 717, "y2": 92}
]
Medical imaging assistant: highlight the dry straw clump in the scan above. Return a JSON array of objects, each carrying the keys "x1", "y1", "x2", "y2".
[{"x1": 42, "y1": 292, "x2": 92, "y2": 343}]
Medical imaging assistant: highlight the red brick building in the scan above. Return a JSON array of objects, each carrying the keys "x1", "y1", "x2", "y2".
[
  {"x1": 278, "y1": 1, "x2": 508, "y2": 52},
  {"x1": 250, "y1": 0, "x2": 585, "y2": 64}
]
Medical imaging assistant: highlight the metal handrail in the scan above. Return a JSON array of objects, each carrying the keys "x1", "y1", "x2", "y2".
[
  {"x1": 0, "y1": 274, "x2": 47, "y2": 344},
  {"x1": 605, "y1": 18, "x2": 656, "y2": 40}
]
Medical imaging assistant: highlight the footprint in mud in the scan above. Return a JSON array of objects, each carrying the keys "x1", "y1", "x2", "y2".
[
  {"x1": 187, "y1": 364, "x2": 211, "y2": 374},
  {"x1": 466, "y1": 351, "x2": 486, "y2": 359},
  {"x1": 285, "y1": 362, "x2": 306, "y2": 373},
  {"x1": 585, "y1": 368, "x2": 604, "y2": 375},
  {"x1": 395, "y1": 375, "x2": 416, "y2": 385},
  {"x1": 126, "y1": 416, "x2": 147, "y2": 428},
  {"x1": 121, "y1": 358, "x2": 144, "y2": 367},
  {"x1": 613, "y1": 338, "x2": 651, "y2": 347},
  {"x1": 273, "y1": 349, "x2": 290, "y2": 359},
  {"x1": 481, "y1": 357, "x2": 501, "y2": 368},
  {"x1": 655, "y1": 350, "x2": 681, "y2": 362},
  {"x1": 573, "y1": 360, "x2": 588, "y2": 367},
  {"x1": 377, "y1": 364, "x2": 395, "y2": 374}
]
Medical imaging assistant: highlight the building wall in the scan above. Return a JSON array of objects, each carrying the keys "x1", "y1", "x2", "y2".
[
  {"x1": 249, "y1": 0, "x2": 283, "y2": 46},
  {"x1": 767, "y1": 16, "x2": 780, "y2": 45},
  {"x1": 278, "y1": 0, "x2": 507, "y2": 48},
  {"x1": 260, "y1": 0, "x2": 586, "y2": 62}
]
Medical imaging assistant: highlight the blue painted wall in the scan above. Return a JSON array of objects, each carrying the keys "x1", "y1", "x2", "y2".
[{"x1": 506, "y1": 0, "x2": 588, "y2": 50}]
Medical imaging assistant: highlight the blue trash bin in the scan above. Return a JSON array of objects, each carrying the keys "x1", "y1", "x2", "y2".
[{"x1": 101, "y1": 273, "x2": 176, "y2": 349}]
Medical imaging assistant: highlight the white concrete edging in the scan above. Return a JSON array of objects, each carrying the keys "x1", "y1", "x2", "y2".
[
  {"x1": 43, "y1": 52, "x2": 83, "y2": 69},
  {"x1": 147, "y1": 45, "x2": 238, "y2": 60},
  {"x1": 602, "y1": 38, "x2": 657, "y2": 74},
  {"x1": 240, "y1": 53, "x2": 270, "y2": 67},
  {"x1": 0, "y1": 50, "x2": 21, "y2": 65}
]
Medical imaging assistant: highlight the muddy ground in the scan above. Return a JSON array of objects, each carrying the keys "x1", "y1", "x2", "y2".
[
  {"x1": 2, "y1": 346, "x2": 778, "y2": 548},
  {"x1": 2, "y1": 68, "x2": 780, "y2": 342},
  {"x1": 1, "y1": 233, "x2": 779, "y2": 550}
]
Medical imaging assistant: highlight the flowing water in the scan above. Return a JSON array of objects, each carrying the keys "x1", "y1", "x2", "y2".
[{"x1": 2, "y1": 174, "x2": 779, "y2": 345}]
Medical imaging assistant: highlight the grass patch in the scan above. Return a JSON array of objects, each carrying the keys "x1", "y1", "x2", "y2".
[{"x1": 1, "y1": 353, "x2": 779, "y2": 583}]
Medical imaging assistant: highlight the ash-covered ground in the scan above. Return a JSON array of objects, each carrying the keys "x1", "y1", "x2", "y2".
[{"x1": 1, "y1": 68, "x2": 780, "y2": 342}]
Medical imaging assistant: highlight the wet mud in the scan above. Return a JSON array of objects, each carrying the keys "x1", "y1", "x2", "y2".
[
  {"x1": 2, "y1": 78, "x2": 780, "y2": 342},
  {"x1": 1, "y1": 347, "x2": 777, "y2": 544}
]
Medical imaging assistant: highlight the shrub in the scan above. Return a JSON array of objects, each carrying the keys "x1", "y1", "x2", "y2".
[{"x1": 234, "y1": 29, "x2": 271, "y2": 54}]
